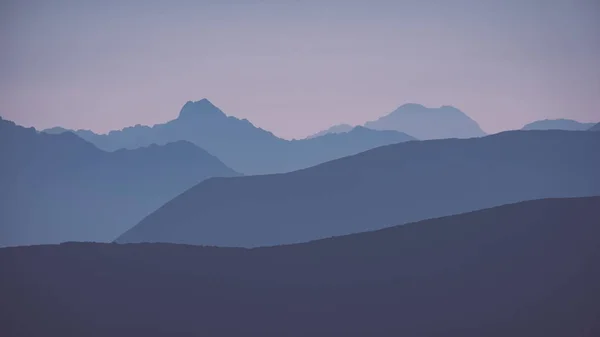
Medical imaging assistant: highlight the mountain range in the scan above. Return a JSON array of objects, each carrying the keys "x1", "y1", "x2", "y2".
[
  {"x1": 0, "y1": 117, "x2": 239, "y2": 247},
  {"x1": 589, "y1": 123, "x2": 600, "y2": 131},
  {"x1": 43, "y1": 99, "x2": 415, "y2": 174},
  {"x1": 2, "y1": 197, "x2": 598, "y2": 337},
  {"x1": 116, "y1": 129, "x2": 600, "y2": 247},
  {"x1": 521, "y1": 118, "x2": 597, "y2": 131}
]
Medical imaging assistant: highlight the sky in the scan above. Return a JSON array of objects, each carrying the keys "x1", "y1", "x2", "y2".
[{"x1": 1, "y1": 0, "x2": 599, "y2": 139}]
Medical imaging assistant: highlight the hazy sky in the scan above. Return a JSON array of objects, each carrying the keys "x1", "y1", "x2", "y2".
[{"x1": 1, "y1": 0, "x2": 599, "y2": 139}]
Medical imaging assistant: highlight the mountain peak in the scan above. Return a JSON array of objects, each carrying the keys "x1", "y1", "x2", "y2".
[
  {"x1": 393, "y1": 104, "x2": 462, "y2": 114},
  {"x1": 178, "y1": 99, "x2": 225, "y2": 120},
  {"x1": 364, "y1": 103, "x2": 486, "y2": 139},
  {"x1": 394, "y1": 103, "x2": 426, "y2": 112}
]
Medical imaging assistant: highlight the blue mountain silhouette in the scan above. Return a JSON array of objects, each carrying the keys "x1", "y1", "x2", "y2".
[
  {"x1": 3, "y1": 197, "x2": 599, "y2": 336},
  {"x1": 116, "y1": 130, "x2": 600, "y2": 247},
  {"x1": 43, "y1": 99, "x2": 415, "y2": 174},
  {"x1": 0, "y1": 117, "x2": 238, "y2": 247},
  {"x1": 589, "y1": 122, "x2": 600, "y2": 131},
  {"x1": 364, "y1": 103, "x2": 486, "y2": 139}
]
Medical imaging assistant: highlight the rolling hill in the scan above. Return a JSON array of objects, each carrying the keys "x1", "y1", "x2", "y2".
[
  {"x1": 2, "y1": 197, "x2": 599, "y2": 337},
  {"x1": 116, "y1": 130, "x2": 600, "y2": 247},
  {"x1": 0, "y1": 117, "x2": 239, "y2": 247}
]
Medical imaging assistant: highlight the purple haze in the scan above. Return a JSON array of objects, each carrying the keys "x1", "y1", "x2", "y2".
[{"x1": 1, "y1": 0, "x2": 599, "y2": 139}]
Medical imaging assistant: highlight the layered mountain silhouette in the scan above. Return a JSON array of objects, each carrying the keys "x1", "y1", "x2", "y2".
[
  {"x1": 364, "y1": 103, "x2": 486, "y2": 139},
  {"x1": 0, "y1": 117, "x2": 238, "y2": 247},
  {"x1": 116, "y1": 130, "x2": 600, "y2": 247},
  {"x1": 3, "y1": 197, "x2": 599, "y2": 337},
  {"x1": 307, "y1": 123, "x2": 354, "y2": 138},
  {"x1": 589, "y1": 123, "x2": 600, "y2": 131},
  {"x1": 43, "y1": 99, "x2": 415, "y2": 174},
  {"x1": 522, "y1": 118, "x2": 596, "y2": 131}
]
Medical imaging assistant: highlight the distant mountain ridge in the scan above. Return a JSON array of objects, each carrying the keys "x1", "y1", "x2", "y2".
[
  {"x1": 307, "y1": 124, "x2": 354, "y2": 138},
  {"x1": 522, "y1": 119, "x2": 596, "y2": 131},
  {"x1": 589, "y1": 123, "x2": 600, "y2": 131},
  {"x1": 364, "y1": 103, "x2": 486, "y2": 139},
  {"x1": 43, "y1": 99, "x2": 415, "y2": 174},
  {"x1": 3, "y1": 197, "x2": 599, "y2": 336},
  {"x1": 0, "y1": 117, "x2": 239, "y2": 247},
  {"x1": 116, "y1": 129, "x2": 600, "y2": 247}
]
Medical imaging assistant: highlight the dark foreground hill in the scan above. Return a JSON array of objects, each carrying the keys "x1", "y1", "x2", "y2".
[
  {"x1": 117, "y1": 130, "x2": 600, "y2": 247},
  {"x1": 43, "y1": 99, "x2": 415, "y2": 174},
  {"x1": 2, "y1": 197, "x2": 599, "y2": 337},
  {"x1": 0, "y1": 118, "x2": 238, "y2": 246}
]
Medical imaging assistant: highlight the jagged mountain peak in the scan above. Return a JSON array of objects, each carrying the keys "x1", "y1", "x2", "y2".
[{"x1": 177, "y1": 98, "x2": 225, "y2": 120}]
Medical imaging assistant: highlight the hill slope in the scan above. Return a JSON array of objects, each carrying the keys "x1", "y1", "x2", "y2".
[
  {"x1": 0, "y1": 118, "x2": 239, "y2": 247},
  {"x1": 589, "y1": 123, "x2": 600, "y2": 131},
  {"x1": 116, "y1": 130, "x2": 600, "y2": 247},
  {"x1": 43, "y1": 99, "x2": 415, "y2": 174},
  {"x1": 364, "y1": 103, "x2": 486, "y2": 139},
  {"x1": 2, "y1": 197, "x2": 599, "y2": 337},
  {"x1": 522, "y1": 119, "x2": 596, "y2": 131}
]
